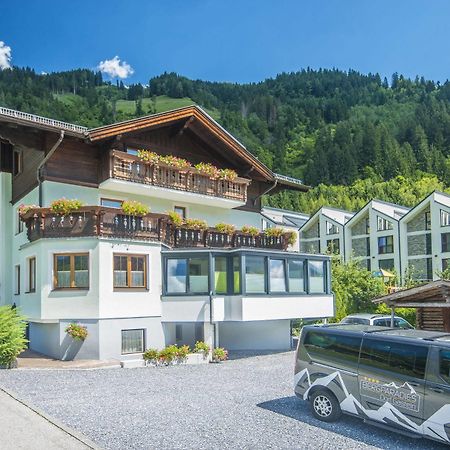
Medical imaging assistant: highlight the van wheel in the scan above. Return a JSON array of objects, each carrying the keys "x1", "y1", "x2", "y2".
[{"x1": 310, "y1": 390, "x2": 342, "y2": 422}]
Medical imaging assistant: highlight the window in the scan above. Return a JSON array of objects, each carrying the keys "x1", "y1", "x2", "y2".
[
  {"x1": 308, "y1": 260, "x2": 325, "y2": 293},
  {"x1": 439, "y1": 350, "x2": 450, "y2": 384},
  {"x1": 443, "y1": 258, "x2": 450, "y2": 271},
  {"x1": 13, "y1": 148, "x2": 22, "y2": 177},
  {"x1": 303, "y1": 331, "x2": 362, "y2": 368},
  {"x1": 167, "y1": 259, "x2": 187, "y2": 293},
  {"x1": 288, "y1": 260, "x2": 304, "y2": 292},
  {"x1": 28, "y1": 257, "x2": 36, "y2": 293},
  {"x1": 425, "y1": 211, "x2": 431, "y2": 230},
  {"x1": 16, "y1": 209, "x2": 23, "y2": 234},
  {"x1": 326, "y1": 221, "x2": 339, "y2": 235},
  {"x1": 126, "y1": 147, "x2": 139, "y2": 156},
  {"x1": 442, "y1": 233, "x2": 450, "y2": 253},
  {"x1": 121, "y1": 329, "x2": 144, "y2": 354},
  {"x1": 101, "y1": 198, "x2": 123, "y2": 208},
  {"x1": 378, "y1": 259, "x2": 394, "y2": 271},
  {"x1": 377, "y1": 216, "x2": 393, "y2": 231},
  {"x1": 14, "y1": 265, "x2": 20, "y2": 295},
  {"x1": 426, "y1": 233, "x2": 432, "y2": 254},
  {"x1": 245, "y1": 256, "x2": 266, "y2": 294},
  {"x1": 269, "y1": 259, "x2": 287, "y2": 293},
  {"x1": 214, "y1": 256, "x2": 228, "y2": 294},
  {"x1": 54, "y1": 254, "x2": 89, "y2": 289},
  {"x1": 366, "y1": 237, "x2": 371, "y2": 256},
  {"x1": 166, "y1": 257, "x2": 209, "y2": 294},
  {"x1": 359, "y1": 339, "x2": 428, "y2": 379},
  {"x1": 113, "y1": 254, "x2": 146, "y2": 288},
  {"x1": 426, "y1": 257, "x2": 433, "y2": 280},
  {"x1": 326, "y1": 239, "x2": 340, "y2": 254},
  {"x1": 174, "y1": 206, "x2": 186, "y2": 219},
  {"x1": 441, "y1": 210, "x2": 450, "y2": 227},
  {"x1": 233, "y1": 256, "x2": 240, "y2": 294},
  {"x1": 378, "y1": 235, "x2": 393, "y2": 254}
]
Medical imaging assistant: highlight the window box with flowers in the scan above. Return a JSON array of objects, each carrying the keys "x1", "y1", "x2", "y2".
[{"x1": 50, "y1": 198, "x2": 84, "y2": 216}]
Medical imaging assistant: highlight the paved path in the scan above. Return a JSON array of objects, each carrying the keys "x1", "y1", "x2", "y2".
[{"x1": 0, "y1": 389, "x2": 98, "y2": 450}]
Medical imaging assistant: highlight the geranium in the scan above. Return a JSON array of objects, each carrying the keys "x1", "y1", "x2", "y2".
[
  {"x1": 218, "y1": 169, "x2": 238, "y2": 181},
  {"x1": 212, "y1": 347, "x2": 228, "y2": 362},
  {"x1": 214, "y1": 222, "x2": 236, "y2": 235},
  {"x1": 241, "y1": 225, "x2": 259, "y2": 236},
  {"x1": 194, "y1": 341, "x2": 210, "y2": 356},
  {"x1": 159, "y1": 155, "x2": 191, "y2": 170},
  {"x1": 264, "y1": 227, "x2": 284, "y2": 238},
  {"x1": 184, "y1": 218, "x2": 208, "y2": 230},
  {"x1": 65, "y1": 323, "x2": 88, "y2": 341},
  {"x1": 121, "y1": 200, "x2": 150, "y2": 216},
  {"x1": 168, "y1": 211, "x2": 184, "y2": 227},
  {"x1": 18, "y1": 204, "x2": 38, "y2": 216},
  {"x1": 137, "y1": 150, "x2": 160, "y2": 164},
  {"x1": 194, "y1": 162, "x2": 220, "y2": 178},
  {"x1": 50, "y1": 198, "x2": 84, "y2": 216}
]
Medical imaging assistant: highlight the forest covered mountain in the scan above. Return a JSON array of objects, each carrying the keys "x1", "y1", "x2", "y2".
[{"x1": 1, "y1": 67, "x2": 450, "y2": 213}]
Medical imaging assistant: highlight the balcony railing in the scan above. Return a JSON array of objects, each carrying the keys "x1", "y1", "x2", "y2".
[
  {"x1": 21, "y1": 207, "x2": 291, "y2": 251},
  {"x1": 108, "y1": 150, "x2": 250, "y2": 202}
]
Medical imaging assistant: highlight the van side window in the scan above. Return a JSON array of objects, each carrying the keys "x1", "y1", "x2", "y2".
[
  {"x1": 440, "y1": 350, "x2": 450, "y2": 384},
  {"x1": 304, "y1": 331, "x2": 362, "y2": 367},
  {"x1": 360, "y1": 339, "x2": 428, "y2": 379}
]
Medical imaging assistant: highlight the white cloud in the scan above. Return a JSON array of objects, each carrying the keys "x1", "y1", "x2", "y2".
[
  {"x1": 0, "y1": 41, "x2": 12, "y2": 70},
  {"x1": 97, "y1": 55, "x2": 134, "y2": 79}
]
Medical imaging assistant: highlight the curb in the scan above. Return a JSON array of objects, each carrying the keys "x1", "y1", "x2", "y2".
[{"x1": 0, "y1": 386, "x2": 102, "y2": 450}]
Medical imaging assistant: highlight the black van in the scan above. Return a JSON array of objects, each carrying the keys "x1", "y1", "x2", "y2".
[{"x1": 294, "y1": 325, "x2": 450, "y2": 445}]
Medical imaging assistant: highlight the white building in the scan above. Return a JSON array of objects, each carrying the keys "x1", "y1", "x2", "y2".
[
  {"x1": 0, "y1": 106, "x2": 334, "y2": 360},
  {"x1": 399, "y1": 191, "x2": 450, "y2": 282},
  {"x1": 344, "y1": 200, "x2": 410, "y2": 274},
  {"x1": 299, "y1": 207, "x2": 354, "y2": 256}
]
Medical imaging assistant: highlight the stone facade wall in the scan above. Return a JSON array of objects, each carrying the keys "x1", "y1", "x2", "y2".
[
  {"x1": 407, "y1": 233, "x2": 431, "y2": 256},
  {"x1": 352, "y1": 217, "x2": 368, "y2": 236},
  {"x1": 300, "y1": 239, "x2": 320, "y2": 253},
  {"x1": 407, "y1": 210, "x2": 429, "y2": 232},
  {"x1": 352, "y1": 237, "x2": 369, "y2": 257}
]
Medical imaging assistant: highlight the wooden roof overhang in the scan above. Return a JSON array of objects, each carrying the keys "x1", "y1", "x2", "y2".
[
  {"x1": 373, "y1": 280, "x2": 450, "y2": 308},
  {"x1": 87, "y1": 105, "x2": 274, "y2": 182}
]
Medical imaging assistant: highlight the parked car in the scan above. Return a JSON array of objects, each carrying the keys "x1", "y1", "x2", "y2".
[
  {"x1": 294, "y1": 324, "x2": 450, "y2": 445},
  {"x1": 340, "y1": 313, "x2": 414, "y2": 329}
]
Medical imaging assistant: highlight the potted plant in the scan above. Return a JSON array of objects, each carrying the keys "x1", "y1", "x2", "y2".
[
  {"x1": 264, "y1": 227, "x2": 284, "y2": 238},
  {"x1": 50, "y1": 198, "x2": 84, "y2": 216},
  {"x1": 194, "y1": 341, "x2": 210, "y2": 359},
  {"x1": 184, "y1": 218, "x2": 208, "y2": 231},
  {"x1": 212, "y1": 347, "x2": 228, "y2": 363},
  {"x1": 194, "y1": 162, "x2": 220, "y2": 178},
  {"x1": 214, "y1": 223, "x2": 236, "y2": 235},
  {"x1": 168, "y1": 211, "x2": 184, "y2": 227},
  {"x1": 241, "y1": 225, "x2": 259, "y2": 237},
  {"x1": 176, "y1": 345, "x2": 190, "y2": 364},
  {"x1": 18, "y1": 204, "x2": 39, "y2": 217},
  {"x1": 65, "y1": 323, "x2": 88, "y2": 341},
  {"x1": 137, "y1": 149, "x2": 160, "y2": 165},
  {"x1": 159, "y1": 155, "x2": 191, "y2": 170},
  {"x1": 143, "y1": 348, "x2": 160, "y2": 366},
  {"x1": 218, "y1": 168, "x2": 238, "y2": 181},
  {"x1": 285, "y1": 231, "x2": 297, "y2": 246},
  {"x1": 158, "y1": 345, "x2": 179, "y2": 365},
  {"x1": 121, "y1": 200, "x2": 150, "y2": 216}
]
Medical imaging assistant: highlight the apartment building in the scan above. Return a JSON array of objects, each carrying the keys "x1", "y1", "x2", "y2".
[
  {"x1": 399, "y1": 191, "x2": 450, "y2": 282},
  {"x1": 0, "y1": 106, "x2": 334, "y2": 360},
  {"x1": 344, "y1": 200, "x2": 410, "y2": 273},
  {"x1": 299, "y1": 207, "x2": 354, "y2": 256}
]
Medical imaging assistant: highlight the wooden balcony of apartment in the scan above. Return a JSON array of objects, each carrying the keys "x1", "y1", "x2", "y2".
[
  {"x1": 21, "y1": 207, "x2": 291, "y2": 251},
  {"x1": 100, "y1": 150, "x2": 250, "y2": 206}
]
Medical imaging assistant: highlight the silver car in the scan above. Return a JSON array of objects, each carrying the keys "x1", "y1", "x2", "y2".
[{"x1": 340, "y1": 313, "x2": 414, "y2": 329}]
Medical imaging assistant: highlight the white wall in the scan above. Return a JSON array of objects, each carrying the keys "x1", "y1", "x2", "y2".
[
  {"x1": 218, "y1": 320, "x2": 291, "y2": 350},
  {"x1": 0, "y1": 172, "x2": 12, "y2": 306}
]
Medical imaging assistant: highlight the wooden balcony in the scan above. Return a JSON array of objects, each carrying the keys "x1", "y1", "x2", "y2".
[
  {"x1": 21, "y1": 207, "x2": 291, "y2": 251},
  {"x1": 107, "y1": 150, "x2": 250, "y2": 202}
]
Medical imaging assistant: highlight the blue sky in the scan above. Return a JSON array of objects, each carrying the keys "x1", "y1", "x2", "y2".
[{"x1": 1, "y1": 0, "x2": 450, "y2": 84}]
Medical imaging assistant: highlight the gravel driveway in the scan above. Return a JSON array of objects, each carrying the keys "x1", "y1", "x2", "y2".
[{"x1": 0, "y1": 352, "x2": 445, "y2": 450}]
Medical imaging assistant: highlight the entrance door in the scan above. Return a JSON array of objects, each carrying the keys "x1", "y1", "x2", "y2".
[{"x1": 358, "y1": 337, "x2": 427, "y2": 434}]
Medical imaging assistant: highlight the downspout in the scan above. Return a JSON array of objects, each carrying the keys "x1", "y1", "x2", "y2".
[
  {"x1": 253, "y1": 179, "x2": 278, "y2": 206},
  {"x1": 37, "y1": 130, "x2": 65, "y2": 207}
]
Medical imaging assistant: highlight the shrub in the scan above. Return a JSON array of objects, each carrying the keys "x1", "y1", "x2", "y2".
[
  {"x1": 65, "y1": 323, "x2": 88, "y2": 341},
  {"x1": 158, "y1": 345, "x2": 179, "y2": 364},
  {"x1": 218, "y1": 169, "x2": 238, "y2": 181},
  {"x1": 212, "y1": 347, "x2": 228, "y2": 362},
  {"x1": 137, "y1": 150, "x2": 160, "y2": 164},
  {"x1": 143, "y1": 348, "x2": 159, "y2": 364},
  {"x1": 194, "y1": 341, "x2": 210, "y2": 356},
  {"x1": 121, "y1": 200, "x2": 150, "y2": 216},
  {"x1": 50, "y1": 198, "x2": 84, "y2": 216},
  {"x1": 241, "y1": 225, "x2": 259, "y2": 236},
  {"x1": 0, "y1": 306, "x2": 28, "y2": 367},
  {"x1": 176, "y1": 345, "x2": 190, "y2": 362},
  {"x1": 215, "y1": 223, "x2": 235, "y2": 235},
  {"x1": 194, "y1": 162, "x2": 220, "y2": 178},
  {"x1": 264, "y1": 227, "x2": 284, "y2": 238},
  {"x1": 184, "y1": 218, "x2": 208, "y2": 230},
  {"x1": 285, "y1": 231, "x2": 297, "y2": 246},
  {"x1": 168, "y1": 211, "x2": 184, "y2": 227}
]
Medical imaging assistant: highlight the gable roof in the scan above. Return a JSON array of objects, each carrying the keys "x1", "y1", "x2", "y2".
[
  {"x1": 400, "y1": 190, "x2": 450, "y2": 223},
  {"x1": 345, "y1": 199, "x2": 408, "y2": 228}
]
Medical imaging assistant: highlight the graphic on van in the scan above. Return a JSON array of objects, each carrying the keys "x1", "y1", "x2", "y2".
[
  {"x1": 295, "y1": 368, "x2": 450, "y2": 443},
  {"x1": 360, "y1": 379, "x2": 420, "y2": 413}
]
